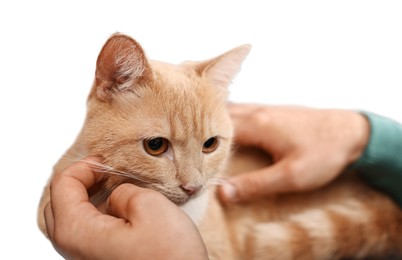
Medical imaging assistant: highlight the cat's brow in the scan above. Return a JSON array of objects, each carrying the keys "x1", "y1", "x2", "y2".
[{"x1": 108, "y1": 137, "x2": 143, "y2": 150}]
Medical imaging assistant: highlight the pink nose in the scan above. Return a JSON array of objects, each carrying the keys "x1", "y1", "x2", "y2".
[{"x1": 180, "y1": 184, "x2": 202, "y2": 196}]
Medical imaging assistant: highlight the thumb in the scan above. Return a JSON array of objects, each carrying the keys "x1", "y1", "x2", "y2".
[
  {"x1": 218, "y1": 161, "x2": 293, "y2": 203},
  {"x1": 106, "y1": 183, "x2": 162, "y2": 222},
  {"x1": 106, "y1": 183, "x2": 142, "y2": 221}
]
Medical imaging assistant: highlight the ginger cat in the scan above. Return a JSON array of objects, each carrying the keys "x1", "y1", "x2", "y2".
[{"x1": 38, "y1": 34, "x2": 402, "y2": 259}]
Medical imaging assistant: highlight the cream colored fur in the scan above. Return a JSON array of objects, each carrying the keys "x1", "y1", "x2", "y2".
[{"x1": 38, "y1": 34, "x2": 402, "y2": 259}]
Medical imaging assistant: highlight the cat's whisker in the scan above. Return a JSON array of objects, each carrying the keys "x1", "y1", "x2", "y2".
[
  {"x1": 61, "y1": 148, "x2": 88, "y2": 164},
  {"x1": 90, "y1": 187, "x2": 114, "y2": 206},
  {"x1": 93, "y1": 168, "x2": 138, "y2": 181},
  {"x1": 207, "y1": 178, "x2": 228, "y2": 186},
  {"x1": 60, "y1": 151, "x2": 155, "y2": 185},
  {"x1": 87, "y1": 163, "x2": 153, "y2": 185},
  {"x1": 61, "y1": 154, "x2": 82, "y2": 163}
]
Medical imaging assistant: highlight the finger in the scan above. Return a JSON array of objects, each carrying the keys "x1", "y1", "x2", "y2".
[
  {"x1": 106, "y1": 183, "x2": 155, "y2": 222},
  {"x1": 229, "y1": 104, "x2": 269, "y2": 148},
  {"x1": 218, "y1": 160, "x2": 295, "y2": 203},
  {"x1": 50, "y1": 157, "x2": 102, "y2": 222},
  {"x1": 228, "y1": 103, "x2": 257, "y2": 117},
  {"x1": 44, "y1": 202, "x2": 54, "y2": 239}
]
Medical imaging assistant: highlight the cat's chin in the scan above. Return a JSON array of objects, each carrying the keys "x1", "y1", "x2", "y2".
[
  {"x1": 167, "y1": 195, "x2": 192, "y2": 206},
  {"x1": 157, "y1": 187, "x2": 203, "y2": 206},
  {"x1": 179, "y1": 191, "x2": 210, "y2": 225}
]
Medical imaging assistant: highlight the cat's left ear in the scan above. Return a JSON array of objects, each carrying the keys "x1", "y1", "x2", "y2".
[
  {"x1": 93, "y1": 33, "x2": 152, "y2": 102},
  {"x1": 197, "y1": 44, "x2": 251, "y2": 88}
]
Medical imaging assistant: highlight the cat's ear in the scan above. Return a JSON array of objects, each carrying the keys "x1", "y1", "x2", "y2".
[
  {"x1": 93, "y1": 33, "x2": 151, "y2": 102},
  {"x1": 197, "y1": 44, "x2": 251, "y2": 88}
]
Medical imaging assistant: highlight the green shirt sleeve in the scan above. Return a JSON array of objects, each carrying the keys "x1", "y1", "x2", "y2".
[{"x1": 351, "y1": 111, "x2": 402, "y2": 206}]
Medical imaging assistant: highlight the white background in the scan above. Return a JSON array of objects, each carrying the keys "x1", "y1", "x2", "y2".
[{"x1": 1, "y1": 1, "x2": 401, "y2": 259}]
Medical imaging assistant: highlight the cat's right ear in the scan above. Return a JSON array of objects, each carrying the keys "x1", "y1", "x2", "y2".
[
  {"x1": 92, "y1": 33, "x2": 152, "y2": 102},
  {"x1": 196, "y1": 44, "x2": 251, "y2": 89}
]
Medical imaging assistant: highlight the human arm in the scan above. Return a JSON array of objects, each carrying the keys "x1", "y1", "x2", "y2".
[
  {"x1": 351, "y1": 111, "x2": 402, "y2": 206},
  {"x1": 44, "y1": 158, "x2": 208, "y2": 260}
]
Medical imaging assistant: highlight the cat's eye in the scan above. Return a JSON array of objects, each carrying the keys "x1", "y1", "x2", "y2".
[
  {"x1": 202, "y1": 137, "x2": 219, "y2": 153},
  {"x1": 144, "y1": 137, "x2": 169, "y2": 156}
]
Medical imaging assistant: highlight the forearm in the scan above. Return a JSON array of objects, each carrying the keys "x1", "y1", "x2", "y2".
[{"x1": 351, "y1": 112, "x2": 402, "y2": 206}]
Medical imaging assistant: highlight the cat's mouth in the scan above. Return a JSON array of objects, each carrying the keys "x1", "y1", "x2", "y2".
[
  {"x1": 100, "y1": 178, "x2": 203, "y2": 206},
  {"x1": 112, "y1": 173, "x2": 205, "y2": 205}
]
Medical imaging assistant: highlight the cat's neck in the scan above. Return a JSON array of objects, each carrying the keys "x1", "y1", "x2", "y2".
[{"x1": 180, "y1": 188, "x2": 212, "y2": 225}]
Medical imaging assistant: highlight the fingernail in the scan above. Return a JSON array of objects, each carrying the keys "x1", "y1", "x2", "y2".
[{"x1": 221, "y1": 182, "x2": 238, "y2": 202}]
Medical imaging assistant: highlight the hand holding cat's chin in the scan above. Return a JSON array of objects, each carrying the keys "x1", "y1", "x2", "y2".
[
  {"x1": 45, "y1": 157, "x2": 208, "y2": 260},
  {"x1": 219, "y1": 104, "x2": 370, "y2": 203}
]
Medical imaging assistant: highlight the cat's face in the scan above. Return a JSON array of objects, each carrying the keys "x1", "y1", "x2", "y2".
[{"x1": 81, "y1": 34, "x2": 250, "y2": 205}]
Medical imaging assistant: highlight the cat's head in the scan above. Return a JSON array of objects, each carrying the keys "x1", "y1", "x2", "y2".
[{"x1": 82, "y1": 33, "x2": 250, "y2": 205}]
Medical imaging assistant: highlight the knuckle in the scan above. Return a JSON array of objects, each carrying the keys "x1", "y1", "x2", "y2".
[
  {"x1": 49, "y1": 174, "x2": 62, "y2": 192},
  {"x1": 282, "y1": 160, "x2": 306, "y2": 191},
  {"x1": 252, "y1": 107, "x2": 267, "y2": 125},
  {"x1": 254, "y1": 107, "x2": 272, "y2": 125}
]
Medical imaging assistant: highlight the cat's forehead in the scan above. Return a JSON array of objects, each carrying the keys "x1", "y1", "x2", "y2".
[
  {"x1": 112, "y1": 61, "x2": 231, "y2": 140},
  {"x1": 150, "y1": 61, "x2": 200, "y2": 89},
  {"x1": 149, "y1": 60, "x2": 226, "y2": 108}
]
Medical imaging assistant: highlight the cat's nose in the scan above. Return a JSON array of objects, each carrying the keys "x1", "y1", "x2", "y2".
[{"x1": 180, "y1": 184, "x2": 202, "y2": 196}]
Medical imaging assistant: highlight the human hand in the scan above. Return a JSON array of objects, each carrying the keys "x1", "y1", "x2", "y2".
[
  {"x1": 44, "y1": 157, "x2": 208, "y2": 260},
  {"x1": 219, "y1": 104, "x2": 370, "y2": 203}
]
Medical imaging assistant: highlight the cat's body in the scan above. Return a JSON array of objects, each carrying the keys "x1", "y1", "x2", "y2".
[
  {"x1": 38, "y1": 34, "x2": 402, "y2": 259},
  {"x1": 203, "y1": 148, "x2": 402, "y2": 259}
]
